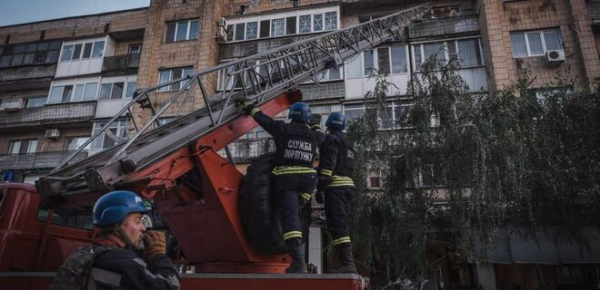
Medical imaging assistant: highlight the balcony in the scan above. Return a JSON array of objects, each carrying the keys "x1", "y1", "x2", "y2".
[
  {"x1": 589, "y1": 2, "x2": 600, "y2": 22},
  {"x1": 0, "y1": 151, "x2": 89, "y2": 171},
  {"x1": 221, "y1": 35, "x2": 315, "y2": 59},
  {"x1": 409, "y1": 15, "x2": 480, "y2": 39},
  {"x1": 220, "y1": 139, "x2": 276, "y2": 162},
  {"x1": 102, "y1": 54, "x2": 140, "y2": 73},
  {"x1": 0, "y1": 101, "x2": 96, "y2": 131},
  {"x1": 0, "y1": 64, "x2": 56, "y2": 91}
]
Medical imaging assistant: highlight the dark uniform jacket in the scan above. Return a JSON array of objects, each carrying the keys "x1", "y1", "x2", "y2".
[
  {"x1": 251, "y1": 109, "x2": 324, "y2": 175},
  {"x1": 50, "y1": 239, "x2": 180, "y2": 290},
  {"x1": 319, "y1": 130, "x2": 355, "y2": 188}
]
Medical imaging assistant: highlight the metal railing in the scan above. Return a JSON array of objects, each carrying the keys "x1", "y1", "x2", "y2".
[
  {"x1": 0, "y1": 101, "x2": 96, "y2": 129},
  {"x1": 0, "y1": 151, "x2": 89, "y2": 171},
  {"x1": 102, "y1": 54, "x2": 140, "y2": 72}
]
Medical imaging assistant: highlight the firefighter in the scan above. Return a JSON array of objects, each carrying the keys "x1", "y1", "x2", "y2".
[
  {"x1": 238, "y1": 99, "x2": 323, "y2": 274},
  {"x1": 316, "y1": 112, "x2": 357, "y2": 274},
  {"x1": 49, "y1": 190, "x2": 180, "y2": 290}
]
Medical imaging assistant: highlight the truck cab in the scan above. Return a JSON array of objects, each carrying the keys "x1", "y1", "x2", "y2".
[{"x1": 0, "y1": 183, "x2": 94, "y2": 273}]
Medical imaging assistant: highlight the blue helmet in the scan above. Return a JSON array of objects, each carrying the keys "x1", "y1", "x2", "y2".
[
  {"x1": 288, "y1": 102, "x2": 311, "y2": 122},
  {"x1": 326, "y1": 112, "x2": 346, "y2": 130},
  {"x1": 93, "y1": 190, "x2": 148, "y2": 226}
]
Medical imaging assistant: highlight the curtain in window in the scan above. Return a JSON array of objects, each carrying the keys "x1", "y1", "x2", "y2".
[
  {"x1": 457, "y1": 39, "x2": 480, "y2": 67},
  {"x1": 510, "y1": 33, "x2": 527, "y2": 57}
]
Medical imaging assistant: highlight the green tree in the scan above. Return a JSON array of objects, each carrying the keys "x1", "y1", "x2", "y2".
[{"x1": 347, "y1": 59, "x2": 600, "y2": 285}]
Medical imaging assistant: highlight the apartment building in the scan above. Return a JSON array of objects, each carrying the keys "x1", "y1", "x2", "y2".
[{"x1": 1, "y1": 0, "x2": 599, "y2": 287}]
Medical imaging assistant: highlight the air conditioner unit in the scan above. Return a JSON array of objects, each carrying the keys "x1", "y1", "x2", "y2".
[
  {"x1": 545, "y1": 50, "x2": 565, "y2": 68},
  {"x1": 45, "y1": 129, "x2": 60, "y2": 139},
  {"x1": 216, "y1": 26, "x2": 228, "y2": 43},
  {"x1": 218, "y1": 17, "x2": 227, "y2": 28}
]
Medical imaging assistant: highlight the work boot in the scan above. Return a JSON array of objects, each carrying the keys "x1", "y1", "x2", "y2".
[
  {"x1": 331, "y1": 243, "x2": 357, "y2": 274},
  {"x1": 285, "y1": 239, "x2": 308, "y2": 274}
]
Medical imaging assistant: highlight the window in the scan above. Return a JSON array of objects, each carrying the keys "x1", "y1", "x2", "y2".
[
  {"x1": 37, "y1": 207, "x2": 93, "y2": 230},
  {"x1": 61, "y1": 41, "x2": 105, "y2": 62},
  {"x1": 246, "y1": 22, "x2": 258, "y2": 40},
  {"x1": 225, "y1": 9, "x2": 338, "y2": 42},
  {"x1": 100, "y1": 82, "x2": 125, "y2": 100},
  {"x1": 271, "y1": 18, "x2": 285, "y2": 37},
  {"x1": 369, "y1": 176, "x2": 381, "y2": 188},
  {"x1": 66, "y1": 136, "x2": 91, "y2": 151},
  {"x1": 129, "y1": 44, "x2": 142, "y2": 55},
  {"x1": 26, "y1": 96, "x2": 47, "y2": 108},
  {"x1": 299, "y1": 15, "x2": 311, "y2": 33},
  {"x1": 82, "y1": 43, "x2": 93, "y2": 59},
  {"x1": 165, "y1": 20, "x2": 200, "y2": 43},
  {"x1": 91, "y1": 41, "x2": 105, "y2": 58},
  {"x1": 92, "y1": 120, "x2": 129, "y2": 150},
  {"x1": 158, "y1": 67, "x2": 194, "y2": 91},
  {"x1": 49, "y1": 82, "x2": 98, "y2": 104},
  {"x1": 344, "y1": 105, "x2": 365, "y2": 124},
  {"x1": 9, "y1": 139, "x2": 38, "y2": 155},
  {"x1": 83, "y1": 83, "x2": 98, "y2": 100},
  {"x1": 324, "y1": 12, "x2": 337, "y2": 30},
  {"x1": 0, "y1": 41, "x2": 61, "y2": 68},
  {"x1": 510, "y1": 29, "x2": 563, "y2": 58},
  {"x1": 423, "y1": 5, "x2": 461, "y2": 20},
  {"x1": 346, "y1": 45, "x2": 408, "y2": 78},
  {"x1": 125, "y1": 81, "x2": 137, "y2": 99},
  {"x1": 412, "y1": 38, "x2": 484, "y2": 71}
]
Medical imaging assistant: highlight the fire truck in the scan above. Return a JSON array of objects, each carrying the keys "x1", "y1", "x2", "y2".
[{"x1": 0, "y1": 5, "x2": 429, "y2": 289}]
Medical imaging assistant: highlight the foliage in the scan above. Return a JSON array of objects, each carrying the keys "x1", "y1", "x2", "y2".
[{"x1": 347, "y1": 60, "x2": 600, "y2": 283}]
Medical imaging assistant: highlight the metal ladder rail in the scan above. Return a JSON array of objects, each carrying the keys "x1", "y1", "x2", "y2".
[{"x1": 45, "y1": 3, "x2": 430, "y2": 180}]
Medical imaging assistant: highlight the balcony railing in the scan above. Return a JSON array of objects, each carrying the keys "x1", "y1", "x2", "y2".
[
  {"x1": 0, "y1": 64, "x2": 57, "y2": 82},
  {"x1": 0, "y1": 151, "x2": 89, "y2": 171},
  {"x1": 220, "y1": 139, "x2": 276, "y2": 162},
  {"x1": 0, "y1": 101, "x2": 96, "y2": 130},
  {"x1": 409, "y1": 15, "x2": 480, "y2": 39},
  {"x1": 589, "y1": 2, "x2": 600, "y2": 22},
  {"x1": 102, "y1": 54, "x2": 140, "y2": 72}
]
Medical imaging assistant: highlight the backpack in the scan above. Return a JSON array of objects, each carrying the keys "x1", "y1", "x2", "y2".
[{"x1": 48, "y1": 244, "x2": 117, "y2": 290}]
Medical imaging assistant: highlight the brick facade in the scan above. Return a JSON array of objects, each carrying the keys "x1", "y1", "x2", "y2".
[{"x1": 480, "y1": 0, "x2": 600, "y2": 89}]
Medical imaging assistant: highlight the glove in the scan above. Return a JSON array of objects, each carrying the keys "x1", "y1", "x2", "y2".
[
  {"x1": 236, "y1": 98, "x2": 256, "y2": 115},
  {"x1": 315, "y1": 191, "x2": 324, "y2": 204},
  {"x1": 143, "y1": 231, "x2": 167, "y2": 259},
  {"x1": 317, "y1": 175, "x2": 331, "y2": 193},
  {"x1": 309, "y1": 113, "x2": 322, "y2": 128}
]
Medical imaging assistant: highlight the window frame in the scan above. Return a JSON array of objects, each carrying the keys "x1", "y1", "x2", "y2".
[
  {"x1": 91, "y1": 120, "x2": 130, "y2": 150},
  {"x1": 48, "y1": 80, "x2": 99, "y2": 104},
  {"x1": 224, "y1": 7, "x2": 339, "y2": 42},
  {"x1": 165, "y1": 19, "x2": 200, "y2": 43},
  {"x1": 65, "y1": 136, "x2": 91, "y2": 151},
  {"x1": 411, "y1": 37, "x2": 485, "y2": 71},
  {"x1": 25, "y1": 96, "x2": 47, "y2": 108},
  {"x1": 509, "y1": 29, "x2": 564, "y2": 58},
  {"x1": 345, "y1": 44, "x2": 410, "y2": 79},
  {"x1": 8, "y1": 139, "x2": 38, "y2": 155},
  {"x1": 158, "y1": 67, "x2": 194, "y2": 92}
]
